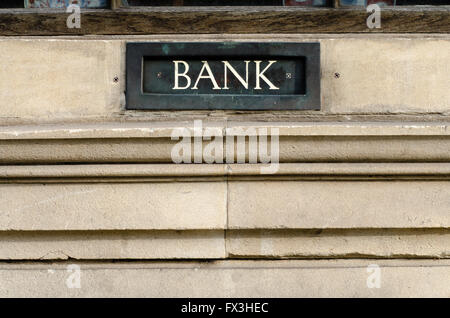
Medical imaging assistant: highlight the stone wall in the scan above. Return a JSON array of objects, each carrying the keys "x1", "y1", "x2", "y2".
[{"x1": 0, "y1": 34, "x2": 449, "y2": 297}]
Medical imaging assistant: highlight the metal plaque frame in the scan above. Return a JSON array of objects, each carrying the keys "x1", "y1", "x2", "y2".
[{"x1": 126, "y1": 42, "x2": 320, "y2": 110}]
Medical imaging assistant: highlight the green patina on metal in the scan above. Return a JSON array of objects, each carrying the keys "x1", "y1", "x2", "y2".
[{"x1": 126, "y1": 42, "x2": 320, "y2": 110}]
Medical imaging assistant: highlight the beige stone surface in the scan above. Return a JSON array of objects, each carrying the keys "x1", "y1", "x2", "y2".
[
  {"x1": 0, "y1": 163, "x2": 225, "y2": 178},
  {"x1": 1, "y1": 122, "x2": 449, "y2": 140},
  {"x1": 0, "y1": 182, "x2": 226, "y2": 230},
  {"x1": 2, "y1": 229, "x2": 450, "y2": 260},
  {"x1": 0, "y1": 39, "x2": 123, "y2": 119},
  {"x1": 320, "y1": 38, "x2": 450, "y2": 113},
  {"x1": 0, "y1": 35, "x2": 449, "y2": 122},
  {"x1": 227, "y1": 229, "x2": 450, "y2": 258},
  {"x1": 0, "y1": 230, "x2": 225, "y2": 260},
  {"x1": 0, "y1": 162, "x2": 448, "y2": 260},
  {"x1": 0, "y1": 138, "x2": 177, "y2": 163},
  {"x1": 1, "y1": 260, "x2": 450, "y2": 297},
  {"x1": 0, "y1": 34, "x2": 449, "y2": 295},
  {"x1": 2, "y1": 135, "x2": 450, "y2": 164},
  {"x1": 4, "y1": 228, "x2": 450, "y2": 260},
  {"x1": 276, "y1": 136, "x2": 450, "y2": 162},
  {"x1": 228, "y1": 181, "x2": 450, "y2": 229},
  {"x1": 0, "y1": 122, "x2": 449, "y2": 164},
  {"x1": 1, "y1": 162, "x2": 450, "y2": 179},
  {"x1": 227, "y1": 162, "x2": 450, "y2": 177}
]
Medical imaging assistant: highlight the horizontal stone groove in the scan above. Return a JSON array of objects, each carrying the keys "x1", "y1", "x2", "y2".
[
  {"x1": 0, "y1": 123, "x2": 449, "y2": 164},
  {"x1": 0, "y1": 163, "x2": 450, "y2": 182},
  {"x1": 2, "y1": 137, "x2": 450, "y2": 164}
]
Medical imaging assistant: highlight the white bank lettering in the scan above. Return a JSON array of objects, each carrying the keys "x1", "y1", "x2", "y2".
[{"x1": 173, "y1": 60, "x2": 280, "y2": 90}]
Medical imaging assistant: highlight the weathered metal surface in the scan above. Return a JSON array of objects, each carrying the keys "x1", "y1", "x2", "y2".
[{"x1": 126, "y1": 42, "x2": 320, "y2": 110}]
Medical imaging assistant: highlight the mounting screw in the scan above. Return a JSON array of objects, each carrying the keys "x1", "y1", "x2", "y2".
[
  {"x1": 334, "y1": 72, "x2": 340, "y2": 79},
  {"x1": 113, "y1": 76, "x2": 119, "y2": 83}
]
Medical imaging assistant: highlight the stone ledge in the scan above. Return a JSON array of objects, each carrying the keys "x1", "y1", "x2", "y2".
[
  {"x1": 1, "y1": 229, "x2": 449, "y2": 261},
  {"x1": 1, "y1": 178, "x2": 449, "y2": 231},
  {"x1": 1, "y1": 163, "x2": 449, "y2": 180},
  {"x1": 0, "y1": 163, "x2": 449, "y2": 231},
  {"x1": 0, "y1": 122, "x2": 449, "y2": 163},
  {"x1": 227, "y1": 229, "x2": 450, "y2": 259},
  {"x1": 1, "y1": 122, "x2": 449, "y2": 139},
  {"x1": 1, "y1": 260, "x2": 449, "y2": 297},
  {"x1": 0, "y1": 230, "x2": 226, "y2": 260}
]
